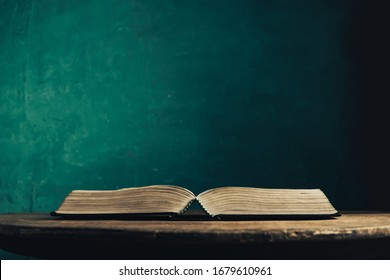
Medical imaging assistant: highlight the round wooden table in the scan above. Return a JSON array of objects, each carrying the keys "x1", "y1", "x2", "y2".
[{"x1": 1, "y1": 212, "x2": 389, "y2": 259}]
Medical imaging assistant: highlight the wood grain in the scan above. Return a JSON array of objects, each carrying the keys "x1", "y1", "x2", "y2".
[{"x1": 1, "y1": 212, "x2": 390, "y2": 243}]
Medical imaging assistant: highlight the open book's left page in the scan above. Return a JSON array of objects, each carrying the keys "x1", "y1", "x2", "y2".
[{"x1": 52, "y1": 185, "x2": 195, "y2": 216}]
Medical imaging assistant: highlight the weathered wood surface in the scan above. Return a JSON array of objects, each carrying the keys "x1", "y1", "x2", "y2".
[
  {"x1": 1, "y1": 212, "x2": 390, "y2": 243},
  {"x1": 2, "y1": 212, "x2": 390, "y2": 259}
]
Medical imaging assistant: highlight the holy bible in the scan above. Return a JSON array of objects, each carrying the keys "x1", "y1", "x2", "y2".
[{"x1": 52, "y1": 185, "x2": 339, "y2": 218}]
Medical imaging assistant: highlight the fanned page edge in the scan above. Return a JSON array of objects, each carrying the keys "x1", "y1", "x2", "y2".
[
  {"x1": 196, "y1": 186, "x2": 340, "y2": 218},
  {"x1": 53, "y1": 185, "x2": 196, "y2": 216},
  {"x1": 179, "y1": 198, "x2": 197, "y2": 214},
  {"x1": 195, "y1": 196, "x2": 213, "y2": 217},
  {"x1": 67, "y1": 184, "x2": 196, "y2": 196}
]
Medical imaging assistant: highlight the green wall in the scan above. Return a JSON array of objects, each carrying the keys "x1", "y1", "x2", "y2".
[{"x1": 1, "y1": 0, "x2": 365, "y2": 258}]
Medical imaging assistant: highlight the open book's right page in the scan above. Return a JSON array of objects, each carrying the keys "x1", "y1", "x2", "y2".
[{"x1": 196, "y1": 187, "x2": 339, "y2": 218}]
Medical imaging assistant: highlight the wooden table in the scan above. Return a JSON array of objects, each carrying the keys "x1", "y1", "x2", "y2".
[{"x1": 1, "y1": 212, "x2": 390, "y2": 259}]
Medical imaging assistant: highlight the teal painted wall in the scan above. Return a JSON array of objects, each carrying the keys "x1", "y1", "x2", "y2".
[{"x1": 0, "y1": 0, "x2": 369, "y2": 258}]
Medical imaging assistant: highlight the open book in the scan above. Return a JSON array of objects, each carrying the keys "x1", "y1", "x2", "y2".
[{"x1": 52, "y1": 185, "x2": 339, "y2": 218}]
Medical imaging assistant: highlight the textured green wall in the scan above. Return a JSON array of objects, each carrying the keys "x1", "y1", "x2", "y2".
[
  {"x1": 0, "y1": 0, "x2": 364, "y2": 245},
  {"x1": 0, "y1": 0, "x2": 364, "y2": 213}
]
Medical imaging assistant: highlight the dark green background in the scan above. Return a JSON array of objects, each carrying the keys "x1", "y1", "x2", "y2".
[{"x1": 3, "y1": 0, "x2": 387, "y2": 258}]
